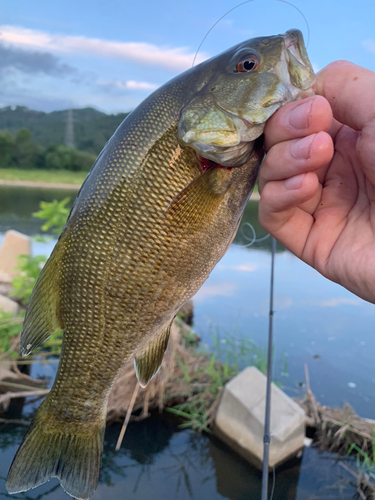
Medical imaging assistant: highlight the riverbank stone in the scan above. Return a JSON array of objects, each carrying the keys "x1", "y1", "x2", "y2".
[
  {"x1": 0, "y1": 230, "x2": 31, "y2": 283},
  {"x1": 214, "y1": 366, "x2": 305, "y2": 469},
  {"x1": 0, "y1": 295, "x2": 19, "y2": 315}
]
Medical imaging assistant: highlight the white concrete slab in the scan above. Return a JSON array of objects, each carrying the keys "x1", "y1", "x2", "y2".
[
  {"x1": 0, "y1": 230, "x2": 31, "y2": 282},
  {"x1": 214, "y1": 366, "x2": 305, "y2": 469}
]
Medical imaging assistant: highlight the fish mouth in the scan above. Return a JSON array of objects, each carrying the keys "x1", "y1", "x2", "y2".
[
  {"x1": 257, "y1": 30, "x2": 316, "y2": 115},
  {"x1": 284, "y1": 30, "x2": 310, "y2": 69},
  {"x1": 274, "y1": 29, "x2": 316, "y2": 97}
]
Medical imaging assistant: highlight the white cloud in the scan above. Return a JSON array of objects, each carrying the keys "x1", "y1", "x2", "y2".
[
  {"x1": 233, "y1": 263, "x2": 257, "y2": 272},
  {"x1": 304, "y1": 297, "x2": 362, "y2": 308},
  {"x1": 0, "y1": 25, "x2": 208, "y2": 72},
  {"x1": 193, "y1": 282, "x2": 237, "y2": 302},
  {"x1": 98, "y1": 79, "x2": 158, "y2": 90},
  {"x1": 362, "y1": 39, "x2": 375, "y2": 54},
  {"x1": 217, "y1": 262, "x2": 258, "y2": 272},
  {"x1": 274, "y1": 296, "x2": 293, "y2": 310}
]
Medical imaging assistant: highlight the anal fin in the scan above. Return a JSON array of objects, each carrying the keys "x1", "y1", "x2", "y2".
[
  {"x1": 20, "y1": 235, "x2": 66, "y2": 356},
  {"x1": 134, "y1": 321, "x2": 173, "y2": 387}
]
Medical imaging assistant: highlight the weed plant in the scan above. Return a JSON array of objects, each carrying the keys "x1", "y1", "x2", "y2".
[
  {"x1": 167, "y1": 323, "x2": 288, "y2": 433},
  {"x1": 0, "y1": 310, "x2": 24, "y2": 360},
  {"x1": 348, "y1": 437, "x2": 375, "y2": 477}
]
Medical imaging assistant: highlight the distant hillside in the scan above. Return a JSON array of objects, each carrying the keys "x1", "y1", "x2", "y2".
[{"x1": 0, "y1": 106, "x2": 130, "y2": 156}]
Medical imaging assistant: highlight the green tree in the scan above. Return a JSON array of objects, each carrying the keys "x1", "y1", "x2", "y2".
[
  {"x1": 44, "y1": 145, "x2": 70, "y2": 170},
  {"x1": 71, "y1": 149, "x2": 96, "y2": 171},
  {"x1": 14, "y1": 128, "x2": 44, "y2": 169},
  {"x1": 0, "y1": 130, "x2": 15, "y2": 167},
  {"x1": 44, "y1": 145, "x2": 95, "y2": 171}
]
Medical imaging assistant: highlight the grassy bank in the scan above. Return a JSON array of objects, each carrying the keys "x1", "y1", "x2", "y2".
[
  {"x1": 0, "y1": 168, "x2": 86, "y2": 186},
  {"x1": 0, "y1": 169, "x2": 260, "y2": 192}
]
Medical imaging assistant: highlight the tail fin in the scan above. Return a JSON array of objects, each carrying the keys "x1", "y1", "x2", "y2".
[{"x1": 6, "y1": 403, "x2": 105, "y2": 500}]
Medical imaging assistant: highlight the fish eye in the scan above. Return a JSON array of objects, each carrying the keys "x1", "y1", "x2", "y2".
[{"x1": 236, "y1": 55, "x2": 259, "y2": 73}]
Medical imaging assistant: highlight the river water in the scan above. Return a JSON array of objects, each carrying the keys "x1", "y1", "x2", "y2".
[{"x1": 0, "y1": 185, "x2": 373, "y2": 499}]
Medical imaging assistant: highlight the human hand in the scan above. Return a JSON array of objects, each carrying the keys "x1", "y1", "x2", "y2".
[{"x1": 258, "y1": 61, "x2": 375, "y2": 303}]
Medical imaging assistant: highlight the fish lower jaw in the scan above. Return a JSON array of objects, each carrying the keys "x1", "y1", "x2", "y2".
[{"x1": 195, "y1": 140, "x2": 256, "y2": 168}]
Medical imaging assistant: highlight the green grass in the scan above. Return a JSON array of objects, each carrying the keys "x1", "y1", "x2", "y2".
[
  {"x1": 0, "y1": 168, "x2": 87, "y2": 185},
  {"x1": 0, "y1": 170, "x2": 259, "y2": 192}
]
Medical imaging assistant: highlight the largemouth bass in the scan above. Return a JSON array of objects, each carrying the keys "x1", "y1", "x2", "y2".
[{"x1": 7, "y1": 29, "x2": 315, "y2": 499}]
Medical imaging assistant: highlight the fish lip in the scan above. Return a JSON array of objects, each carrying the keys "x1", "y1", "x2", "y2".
[
  {"x1": 283, "y1": 30, "x2": 310, "y2": 67},
  {"x1": 270, "y1": 30, "x2": 315, "y2": 95}
]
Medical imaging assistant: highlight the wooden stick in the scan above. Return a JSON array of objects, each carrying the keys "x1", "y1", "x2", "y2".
[
  {"x1": 115, "y1": 382, "x2": 140, "y2": 451},
  {"x1": 11, "y1": 361, "x2": 45, "y2": 383},
  {"x1": 0, "y1": 418, "x2": 30, "y2": 425},
  {"x1": 0, "y1": 334, "x2": 21, "y2": 362},
  {"x1": 0, "y1": 389, "x2": 49, "y2": 406}
]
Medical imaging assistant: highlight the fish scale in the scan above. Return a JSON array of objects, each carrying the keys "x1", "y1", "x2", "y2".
[{"x1": 7, "y1": 29, "x2": 315, "y2": 500}]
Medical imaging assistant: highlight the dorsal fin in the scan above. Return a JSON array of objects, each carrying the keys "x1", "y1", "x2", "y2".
[{"x1": 134, "y1": 321, "x2": 173, "y2": 387}]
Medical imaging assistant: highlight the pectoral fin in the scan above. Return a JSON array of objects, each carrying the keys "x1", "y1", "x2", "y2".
[
  {"x1": 166, "y1": 167, "x2": 232, "y2": 228},
  {"x1": 134, "y1": 321, "x2": 172, "y2": 387}
]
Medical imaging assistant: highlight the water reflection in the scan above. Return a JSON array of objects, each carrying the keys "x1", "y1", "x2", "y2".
[
  {"x1": 0, "y1": 418, "x2": 359, "y2": 500},
  {"x1": 0, "y1": 185, "x2": 373, "y2": 498},
  {"x1": 0, "y1": 186, "x2": 76, "y2": 235}
]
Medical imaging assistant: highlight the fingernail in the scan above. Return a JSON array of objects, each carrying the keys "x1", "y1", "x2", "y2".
[
  {"x1": 285, "y1": 173, "x2": 305, "y2": 190},
  {"x1": 290, "y1": 134, "x2": 315, "y2": 159},
  {"x1": 289, "y1": 100, "x2": 313, "y2": 129}
]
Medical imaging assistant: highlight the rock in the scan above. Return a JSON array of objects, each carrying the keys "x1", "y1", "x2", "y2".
[
  {"x1": 0, "y1": 294, "x2": 19, "y2": 315},
  {"x1": 0, "y1": 230, "x2": 31, "y2": 283},
  {"x1": 214, "y1": 366, "x2": 305, "y2": 469},
  {"x1": 0, "y1": 282, "x2": 12, "y2": 296},
  {"x1": 178, "y1": 300, "x2": 194, "y2": 325}
]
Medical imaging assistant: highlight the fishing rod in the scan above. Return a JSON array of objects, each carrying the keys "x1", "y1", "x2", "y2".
[{"x1": 261, "y1": 236, "x2": 276, "y2": 500}]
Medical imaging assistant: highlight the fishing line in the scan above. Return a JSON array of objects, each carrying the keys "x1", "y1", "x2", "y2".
[
  {"x1": 261, "y1": 236, "x2": 276, "y2": 500},
  {"x1": 192, "y1": 0, "x2": 310, "y2": 67},
  {"x1": 240, "y1": 222, "x2": 270, "y2": 248},
  {"x1": 270, "y1": 465, "x2": 276, "y2": 500}
]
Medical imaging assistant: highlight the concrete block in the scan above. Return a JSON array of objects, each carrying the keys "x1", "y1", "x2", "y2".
[
  {"x1": 0, "y1": 294, "x2": 19, "y2": 315},
  {"x1": 214, "y1": 366, "x2": 305, "y2": 469},
  {"x1": 0, "y1": 230, "x2": 31, "y2": 282},
  {"x1": 0, "y1": 360, "x2": 18, "y2": 382}
]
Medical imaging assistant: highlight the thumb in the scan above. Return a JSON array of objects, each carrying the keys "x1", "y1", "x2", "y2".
[{"x1": 314, "y1": 61, "x2": 375, "y2": 131}]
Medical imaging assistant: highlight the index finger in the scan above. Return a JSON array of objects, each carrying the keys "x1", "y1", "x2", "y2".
[
  {"x1": 314, "y1": 61, "x2": 375, "y2": 131},
  {"x1": 263, "y1": 95, "x2": 333, "y2": 151}
]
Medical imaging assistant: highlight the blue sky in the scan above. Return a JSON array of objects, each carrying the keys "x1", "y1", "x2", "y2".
[{"x1": 1, "y1": 0, "x2": 374, "y2": 114}]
